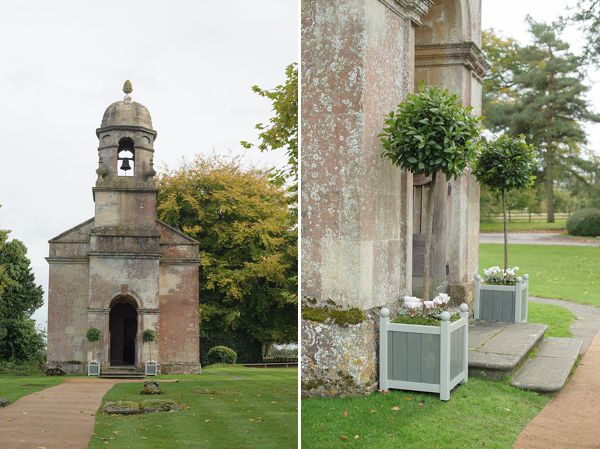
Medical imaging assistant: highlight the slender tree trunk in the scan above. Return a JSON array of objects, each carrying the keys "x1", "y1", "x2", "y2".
[
  {"x1": 502, "y1": 189, "x2": 508, "y2": 271},
  {"x1": 423, "y1": 172, "x2": 436, "y2": 301},
  {"x1": 546, "y1": 149, "x2": 555, "y2": 223}
]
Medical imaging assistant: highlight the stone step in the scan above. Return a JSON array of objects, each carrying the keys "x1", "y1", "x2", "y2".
[
  {"x1": 468, "y1": 321, "x2": 548, "y2": 379},
  {"x1": 510, "y1": 337, "x2": 583, "y2": 394},
  {"x1": 99, "y1": 371, "x2": 146, "y2": 379}
]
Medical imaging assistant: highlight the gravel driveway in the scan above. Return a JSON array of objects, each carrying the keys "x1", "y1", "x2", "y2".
[{"x1": 479, "y1": 233, "x2": 600, "y2": 246}]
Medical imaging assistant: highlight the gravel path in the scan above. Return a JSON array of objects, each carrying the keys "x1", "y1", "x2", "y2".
[
  {"x1": 0, "y1": 378, "x2": 116, "y2": 449},
  {"x1": 514, "y1": 298, "x2": 600, "y2": 447},
  {"x1": 0, "y1": 377, "x2": 179, "y2": 449}
]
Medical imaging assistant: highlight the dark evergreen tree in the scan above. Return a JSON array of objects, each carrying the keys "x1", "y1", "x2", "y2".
[{"x1": 0, "y1": 238, "x2": 44, "y2": 362}]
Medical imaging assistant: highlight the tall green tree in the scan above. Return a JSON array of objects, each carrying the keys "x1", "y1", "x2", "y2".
[
  {"x1": 483, "y1": 18, "x2": 600, "y2": 222},
  {"x1": 0, "y1": 238, "x2": 45, "y2": 362},
  {"x1": 241, "y1": 63, "x2": 298, "y2": 225},
  {"x1": 156, "y1": 153, "x2": 297, "y2": 351}
]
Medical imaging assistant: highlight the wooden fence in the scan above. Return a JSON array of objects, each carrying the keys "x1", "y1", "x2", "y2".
[{"x1": 481, "y1": 211, "x2": 570, "y2": 223}]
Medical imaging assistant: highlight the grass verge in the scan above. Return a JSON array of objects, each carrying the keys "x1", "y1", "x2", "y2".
[
  {"x1": 88, "y1": 366, "x2": 297, "y2": 449},
  {"x1": 479, "y1": 244, "x2": 600, "y2": 306},
  {"x1": 527, "y1": 302, "x2": 576, "y2": 338},
  {"x1": 480, "y1": 221, "x2": 566, "y2": 232},
  {"x1": 301, "y1": 378, "x2": 550, "y2": 448},
  {"x1": 0, "y1": 370, "x2": 66, "y2": 404}
]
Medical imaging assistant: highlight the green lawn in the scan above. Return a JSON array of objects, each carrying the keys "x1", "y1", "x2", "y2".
[
  {"x1": 301, "y1": 378, "x2": 550, "y2": 448},
  {"x1": 0, "y1": 370, "x2": 66, "y2": 404},
  {"x1": 527, "y1": 302, "x2": 576, "y2": 338},
  {"x1": 480, "y1": 221, "x2": 566, "y2": 232},
  {"x1": 88, "y1": 366, "x2": 297, "y2": 449},
  {"x1": 479, "y1": 244, "x2": 600, "y2": 306}
]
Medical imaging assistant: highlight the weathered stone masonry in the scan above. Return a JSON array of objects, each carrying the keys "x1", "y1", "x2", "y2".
[
  {"x1": 301, "y1": 0, "x2": 488, "y2": 396},
  {"x1": 47, "y1": 85, "x2": 201, "y2": 375}
]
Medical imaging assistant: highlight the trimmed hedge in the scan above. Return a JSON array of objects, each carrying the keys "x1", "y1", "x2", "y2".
[
  {"x1": 206, "y1": 346, "x2": 237, "y2": 365},
  {"x1": 199, "y1": 329, "x2": 262, "y2": 365},
  {"x1": 566, "y1": 208, "x2": 600, "y2": 236}
]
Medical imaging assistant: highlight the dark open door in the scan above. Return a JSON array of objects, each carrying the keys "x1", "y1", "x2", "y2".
[{"x1": 109, "y1": 302, "x2": 137, "y2": 366}]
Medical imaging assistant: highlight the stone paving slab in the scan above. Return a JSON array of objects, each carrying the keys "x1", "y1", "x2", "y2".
[
  {"x1": 468, "y1": 321, "x2": 547, "y2": 378},
  {"x1": 511, "y1": 338, "x2": 583, "y2": 393}
]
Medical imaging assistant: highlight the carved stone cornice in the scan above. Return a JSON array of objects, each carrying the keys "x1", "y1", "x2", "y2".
[
  {"x1": 414, "y1": 42, "x2": 491, "y2": 83},
  {"x1": 88, "y1": 307, "x2": 110, "y2": 314},
  {"x1": 138, "y1": 308, "x2": 160, "y2": 315},
  {"x1": 378, "y1": 0, "x2": 434, "y2": 26}
]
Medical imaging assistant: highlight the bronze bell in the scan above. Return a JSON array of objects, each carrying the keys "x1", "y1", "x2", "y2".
[{"x1": 120, "y1": 158, "x2": 132, "y2": 172}]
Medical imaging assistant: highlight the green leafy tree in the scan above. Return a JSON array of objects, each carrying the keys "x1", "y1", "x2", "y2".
[
  {"x1": 241, "y1": 63, "x2": 298, "y2": 223},
  {"x1": 482, "y1": 19, "x2": 600, "y2": 222},
  {"x1": 156, "y1": 153, "x2": 297, "y2": 351},
  {"x1": 475, "y1": 135, "x2": 536, "y2": 270},
  {"x1": 0, "y1": 238, "x2": 44, "y2": 362},
  {"x1": 86, "y1": 327, "x2": 101, "y2": 362},
  {"x1": 380, "y1": 81, "x2": 483, "y2": 300},
  {"x1": 142, "y1": 329, "x2": 156, "y2": 362}
]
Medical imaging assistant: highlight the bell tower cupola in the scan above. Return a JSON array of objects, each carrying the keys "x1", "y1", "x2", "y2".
[
  {"x1": 92, "y1": 81, "x2": 160, "y2": 234},
  {"x1": 95, "y1": 80, "x2": 157, "y2": 189}
]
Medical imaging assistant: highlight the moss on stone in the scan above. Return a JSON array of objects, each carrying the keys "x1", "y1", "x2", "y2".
[
  {"x1": 390, "y1": 314, "x2": 460, "y2": 326},
  {"x1": 301, "y1": 301, "x2": 366, "y2": 327}
]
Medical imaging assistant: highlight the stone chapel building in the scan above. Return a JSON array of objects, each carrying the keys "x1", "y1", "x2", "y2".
[
  {"x1": 301, "y1": 0, "x2": 488, "y2": 395},
  {"x1": 46, "y1": 83, "x2": 201, "y2": 375}
]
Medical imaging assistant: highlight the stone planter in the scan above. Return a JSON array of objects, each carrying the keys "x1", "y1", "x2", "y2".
[
  {"x1": 88, "y1": 361, "x2": 101, "y2": 376},
  {"x1": 474, "y1": 274, "x2": 529, "y2": 323},
  {"x1": 145, "y1": 362, "x2": 158, "y2": 376},
  {"x1": 379, "y1": 304, "x2": 469, "y2": 401}
]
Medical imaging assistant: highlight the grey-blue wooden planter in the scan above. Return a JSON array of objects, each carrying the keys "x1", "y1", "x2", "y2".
[
  {"x1": 474, "y1": 274, "x2": 528, "y2": 323},
  {"x1": 88, "y1": 361, "x2": 101, "y2": 376},
  {"x1": 145, "y1": 362, "x2": 158, "y2": 376},
  {"x1": 379, "y1": 304, "x2": 469, "y2": 401}
]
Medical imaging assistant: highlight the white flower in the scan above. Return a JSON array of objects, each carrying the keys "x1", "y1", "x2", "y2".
[{"x1": 424, "y1": 300, "x2": 435, "y2": 309}]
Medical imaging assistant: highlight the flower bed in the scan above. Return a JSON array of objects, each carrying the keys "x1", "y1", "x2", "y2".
[
  {"x1": 474, "y1": 268, "x2": 528, "y2": 322},
  {"x1": 379, "y1": 303, "x2": 469, "y2": 401}
]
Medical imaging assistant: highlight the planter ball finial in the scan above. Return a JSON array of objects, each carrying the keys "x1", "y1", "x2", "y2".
[
  {"x1": 475, "y1": 274, "x2": 482, "y2": 281},
  {"x1": 524, "y1": 274, "x2": 529, "y2": 280},
  {"x1": 460, "y1": 303, "x2": 468, "y2": 313},
  {"x1": 381, "y1": 308, "x2": 390, "y2": 318},
  {"x1": 441, "y1": 311, "x2": 450, "y2": 321},
  {"x1": 516, "y1": 277, "x2": 523, "y2": 284}
]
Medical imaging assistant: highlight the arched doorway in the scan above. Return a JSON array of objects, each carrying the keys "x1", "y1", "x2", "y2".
[{"x1": 109, "y1": 301, "x2": 138, "y2": 366}]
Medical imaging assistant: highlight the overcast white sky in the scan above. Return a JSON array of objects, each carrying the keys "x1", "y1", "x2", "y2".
[{"x1": 0, "y1": 0, "x2": 298, "y2": 326}]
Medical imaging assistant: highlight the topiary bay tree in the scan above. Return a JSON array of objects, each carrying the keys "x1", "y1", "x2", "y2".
[
  {"x1": 474, "y1": 135, "x2": 535, "y2": 270},
  {"x1": 380, "y1": 81, "x2": 483, "y2": 300}
]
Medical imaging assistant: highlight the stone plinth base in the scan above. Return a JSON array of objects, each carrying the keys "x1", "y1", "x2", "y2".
[
  {"x1": 160, "y1": 362, "x2": 201, "y2": 375},
  {"x1": 448, "y1": 281, "x2": 475, "y2": 309},
  {"x1": 45, "y1": 361, "x2": 86, "y2": 376},
  {"x1": 301, "y1": 311, "x2": 381, "y2": 397}
]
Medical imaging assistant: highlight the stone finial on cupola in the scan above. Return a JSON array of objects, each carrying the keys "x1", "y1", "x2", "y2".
[{"x1": 123, "y1": 80, "x2": 133, "y2": 103}]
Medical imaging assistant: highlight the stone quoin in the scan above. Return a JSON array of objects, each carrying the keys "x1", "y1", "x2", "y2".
[{"x1": 46, "y1": 82, "x2": 201, "y2": 375}]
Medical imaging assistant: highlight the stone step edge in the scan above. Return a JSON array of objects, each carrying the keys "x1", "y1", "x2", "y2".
[
  {"x1": 510, "y1": 337, "x2": 583, "y2": 394},
  {"x1": 468, "y1": 326, "x2": 547, "y2": 379}
]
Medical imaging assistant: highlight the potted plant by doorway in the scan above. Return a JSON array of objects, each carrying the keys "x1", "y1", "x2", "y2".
[
  {"x1": 143, "y1": 329, "x2": 157, "y2": 376},
  {"x1": 86, "y1": 327, "x2": 101, "y2": 376},
  {"x1": 378, "y1": 81, "x2": 482, "y2": 400},
  {"x1": 474, "y1": 135, "x2": 536, "y2": 322}
]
